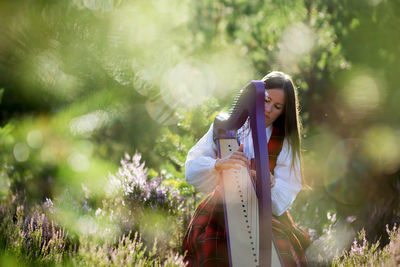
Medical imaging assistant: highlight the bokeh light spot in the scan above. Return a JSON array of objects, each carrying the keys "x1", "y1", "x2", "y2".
[
  {"x1": 13, "y1": 143, "x2": 30, "y2": 162},
  {"x1": 367, "y1": 0, "x2": 383, "y2": 6},
  {"x1": 32, "y1": 51, "x2": 81, "y2": 101},
  {"x1": 161, "y1": 60, "x2": 216, "y2": 110},
  {"x1": 278, "y1": 23, "x2": 315, "y2": 71},
  {"x1": 68, "y1": 153, "x2": 90, "y2": 172},
  {"x1": 72, "y1": 0, "x2": 116, "y2": 11},
  {"x1": 208, "y1": 50, "x2": 254, "y2": 97},
  {"x1": 40, "y1": 146, "x2": 57, "y2": 164},
  {"x1": 27, "y1": 130, "x2": 43, "y2": 149},
  {"x1": 337, "y1": 73, "x2": 383, "y2": 122},
  {"x1": 363, "y1": 125, "x2": 400, "y2": 174},
  {"x1": 70, "y1": 110, "x2": 110, "y2": 135},
  {"x1": 324, "y1": 139, "x2": 371, "y2": 205}
]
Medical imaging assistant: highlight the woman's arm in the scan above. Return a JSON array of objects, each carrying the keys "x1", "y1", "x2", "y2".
[
  {"x1": 271, "y1": 138, "x2": 302, "y2": 216},
  {"x1": 185, "y1": 124, "x2": 249, "y2": 193},
  {"x1": 185, "y1": 124, "x2": 220, "y2": 193}
]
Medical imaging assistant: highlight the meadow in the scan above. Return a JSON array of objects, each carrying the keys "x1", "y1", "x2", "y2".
[{"x1": 1, "y1": 0, "x2": 399, "y2": 266}]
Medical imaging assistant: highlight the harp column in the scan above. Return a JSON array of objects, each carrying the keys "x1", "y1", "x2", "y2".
[{"x1": 249, "y1": 81, "x2": 272, "y2": 267}]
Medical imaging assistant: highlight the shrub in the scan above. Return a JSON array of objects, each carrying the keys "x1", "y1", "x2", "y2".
[
  {"x1": 333, "y1": 225, "x2": 400, "y2": 266},
  {"x1": 73, "y1": 232, "x2": 186, "y2": 266},
  {"x1": 0, "y1": 152, "x2": 191, "y2": 266},
  {"x1": 101, "y1": 153, "x2": 192, "y2": 255},
  {"x1": 0, "y1": 194, "x2": 75, "y2": 265}
]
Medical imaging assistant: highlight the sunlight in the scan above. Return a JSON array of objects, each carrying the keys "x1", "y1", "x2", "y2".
[
  {"x1": 208, "y1": 49, "x2": 254, "y2": 97},
  {"x1": 1, "y1": 0, "x2": 399, "y2": 265},
  {"x1": 69, "y1": 110, "x2": 110, "y2": 135},
  {"x1": 53, "y1": 200, "x2": 120, "y2": 242},
  {"x1": 306, "y1": 220, "x2": 355, "y2": 263},
  {"x1": 131, "y1": 48, "x2": 180, "y2": 97},
  {"x1": 337, "y1": 72, "x2": 383, "y2": 123},
  {"x1": 161, "y1": 60, "x2": 216, "y2": 109},
  {"x1": 278, "y1": 22, "x2": 315, "y2": 71},
  {"x1": 109, "y1": 0, "x2": 190, "y2": 51},
  {"x1": 72, "y1": 0, "x2": 117, "y2": 11},
  {"x1": 32, "y1": 50, "x2": 81, "y2": 101}
]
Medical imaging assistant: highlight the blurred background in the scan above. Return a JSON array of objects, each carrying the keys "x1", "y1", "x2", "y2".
[{"x1": 0, "y1": 0, "x2": 399, "y2": 266}]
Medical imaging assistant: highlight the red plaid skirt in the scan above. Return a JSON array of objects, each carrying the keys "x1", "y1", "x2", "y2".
[{"x1": 182, "y1": 185, "x2": 309, "y2": 267}]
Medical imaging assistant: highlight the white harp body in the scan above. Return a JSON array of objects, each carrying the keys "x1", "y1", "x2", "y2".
[{"x1": 219, "y1": 138, "x2": 282, "y2": 267}]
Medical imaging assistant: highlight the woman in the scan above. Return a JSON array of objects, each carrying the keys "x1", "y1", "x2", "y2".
[{"x1": 183, "y1": 71, "x2": 309, "y2": 266}]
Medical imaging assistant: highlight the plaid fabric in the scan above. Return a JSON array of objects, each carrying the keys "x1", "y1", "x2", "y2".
[
  {"x1": 183, "y1": 126, "x2": 309, "y2": 267},
  {"x1": 272, "y1": 211, "x2": 310, "y2": 266},
  {"x1": 182, "y1": 185, "x2": 228, "y2": 267}
]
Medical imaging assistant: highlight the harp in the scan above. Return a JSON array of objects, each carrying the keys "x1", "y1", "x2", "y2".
[{"x1": 213, "y1": 81, "x2": 284, "y2": 267}]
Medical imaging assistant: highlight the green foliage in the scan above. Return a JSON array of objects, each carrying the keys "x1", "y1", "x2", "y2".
[
  {"x1": 0, "y1": 194, "x2": 186, "y2": 266},
  {"x1": 98, "y1": 153, "x2": 192, "y2": 253},
  {"x1": 73, "y1": 233, "x2": 186, "y2": 266},
  {"x1": 154, "y1": 99, "x2": 221, "y2": 193},
  {"x1": 333, "y1": 226, "x2": 400, "y2": 267},
  {"x1": 0, "y1": 0, "x2": 400, "y2": 266},
  {"x1": 73, "y1": 233, "x2": 158, "y2": 266},
  {"x1": 0, "y1": 153, "x2": 190, "y2": 266}
]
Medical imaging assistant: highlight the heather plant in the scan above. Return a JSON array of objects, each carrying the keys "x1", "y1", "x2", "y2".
[
  {"x1": 72, "y1": 232, "x2": 186, "y2": 266},
  {"x1": 0, "y1": 151, "x2": 191, "y2": 266},
  {"x1": 0, "y1": 194, "x2": 75, "y2": 265},
  {"x1": 0, "y1": 193, "x2": 187, "y2": 266},
  {"x1": 113, "y1": 153, "x2": 184, "y2": 215},
  {"x1": 42, "y1": 152, "x2": 192, "y2": 259},
  {"x1": 332, "y1": 225, "x2": 400, "y2": 266},
  {"x1": 100, "y1": 153, "x2": 192, "y2": 256}
]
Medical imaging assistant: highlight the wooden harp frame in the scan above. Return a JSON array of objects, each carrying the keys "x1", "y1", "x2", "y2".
[{"x1": 213, "y1": 81, "x2": 284, "y2": 267}]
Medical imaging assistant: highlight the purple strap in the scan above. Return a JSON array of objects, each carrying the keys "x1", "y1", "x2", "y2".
[{"x1": 250, "y1": 81, "x2": 272, "y2": 267}]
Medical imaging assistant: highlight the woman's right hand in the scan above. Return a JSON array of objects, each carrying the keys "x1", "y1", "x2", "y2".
[{"x1": 215, "y1": 144, "x2": 249, "y2": 171}]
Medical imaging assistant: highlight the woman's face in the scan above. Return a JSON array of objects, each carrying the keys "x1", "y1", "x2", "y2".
[{"x1": 264, "y1": 88, "x2": 285, "y2": 127}]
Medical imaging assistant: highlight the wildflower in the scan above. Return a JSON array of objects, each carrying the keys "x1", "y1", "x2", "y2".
[{"x1": 43, "y1": 198, "x2": 55, "y2": 214}]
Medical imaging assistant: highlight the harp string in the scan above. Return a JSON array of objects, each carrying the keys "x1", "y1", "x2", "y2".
[{"x1": 239, "y1": 121, "x2": 259, "y2": 259}]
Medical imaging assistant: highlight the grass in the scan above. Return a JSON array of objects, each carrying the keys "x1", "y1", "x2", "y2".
[{"x1": 1, "y1": 152, "x2": 399, "y2": 266}]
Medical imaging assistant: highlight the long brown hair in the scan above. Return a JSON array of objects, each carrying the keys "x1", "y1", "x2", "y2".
[{"x1": 261, "y1": 71, "x2": 304, "y2": 183}]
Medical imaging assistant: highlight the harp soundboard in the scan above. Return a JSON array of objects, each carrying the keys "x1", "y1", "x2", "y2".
[{"x1": 218, "y1": 138, "x2": 282, "y2": 267}]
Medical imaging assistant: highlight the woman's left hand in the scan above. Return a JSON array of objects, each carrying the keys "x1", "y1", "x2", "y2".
[{"x1": 250, "y1": 170, "x2": 275, "y2": 188}]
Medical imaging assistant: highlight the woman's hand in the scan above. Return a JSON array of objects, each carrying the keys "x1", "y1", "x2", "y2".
[
  {"x1": 270, "y1": 173, "x2": 275, "y2": 188},
  {"x1": 215, "y1": 144, "x2": 249, "y2": 171},
  {"x1": 215, "y1": 144, "x2": 275, "y2": 188},
  {"x1": 250, "y1": 170, "x2": 275, "y2": 188}
]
